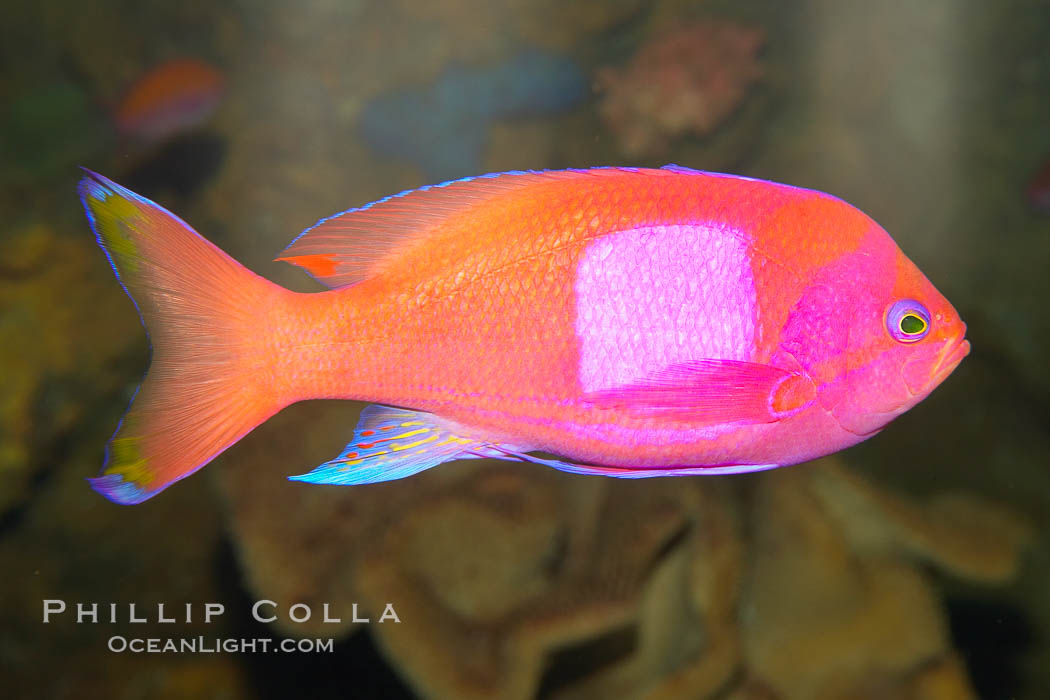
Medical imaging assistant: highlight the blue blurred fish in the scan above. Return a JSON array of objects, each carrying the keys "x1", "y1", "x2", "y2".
[{"x1": 359, "y1": 50, "x2": 586, "y2": 180}]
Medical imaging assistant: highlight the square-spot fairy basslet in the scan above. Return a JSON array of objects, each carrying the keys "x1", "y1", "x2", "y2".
[{"x1": 79, "y1": 165, "x2": 969, "y2": 504}]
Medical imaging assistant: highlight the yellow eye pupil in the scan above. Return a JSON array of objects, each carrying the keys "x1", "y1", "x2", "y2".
[{"x1": 900, "y1": 314, "x2": 926, "y2": 335}]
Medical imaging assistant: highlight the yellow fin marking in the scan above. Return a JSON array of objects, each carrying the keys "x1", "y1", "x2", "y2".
[
  {"x1": 391, "y1": 434, "x2": 439, "y2": 452},
  {"x1": 107, "y1": 436, "x2": 153, "y2": 486},
  {"x1": 90, "y1": 195, "x2": 146, "y2": 273},
  {"x1": 386, "y1": 428, "x2": 429, "y2": 441}
]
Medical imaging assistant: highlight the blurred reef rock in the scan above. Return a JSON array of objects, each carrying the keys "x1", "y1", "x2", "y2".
[
  {"x1": 0, "y1": 221, "x2": 241, "y2": 700},
  {"x1": 597, "y1": 19, "x2": 766, "y2": 158},
  {"x1": 220, "y1": 428, "x2": 1028, "y2": 700},
  {"x1": 739, "y1": 460, "x2": 1028, "y2": 700},
  {"x1": 0, "y1": 223, "x2": 138, "y2": 516}
]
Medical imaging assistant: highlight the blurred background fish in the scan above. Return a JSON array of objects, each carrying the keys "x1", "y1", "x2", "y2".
[
  {"x1": 358, "y1": 51, "x2": 587, "y2": 180},
  {"x1": 113, "y1": 58, "x2": 225, "y2": 146},
  {"x1": 1026, "y1": 154, "x2": 1050, "y2": 212}
]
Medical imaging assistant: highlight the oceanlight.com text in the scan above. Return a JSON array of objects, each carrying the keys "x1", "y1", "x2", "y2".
[{"x1": 107, "y1": 635, "x2": 335, "y2": 654}]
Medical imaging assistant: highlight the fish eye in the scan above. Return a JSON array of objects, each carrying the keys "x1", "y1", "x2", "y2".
[{"x1": 886, "y1": 300, "x2": 931, "y2": 343}]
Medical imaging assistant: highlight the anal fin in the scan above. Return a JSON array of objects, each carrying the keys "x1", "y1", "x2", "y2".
[
  {"x1": 490, "y1": 447, "x2": 779, "y2": 478},
  {"x1": 289, "y1": 404, "x2": 785, "y2": 487}
]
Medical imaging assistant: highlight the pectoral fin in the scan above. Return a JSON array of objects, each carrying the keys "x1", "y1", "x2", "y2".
[{"x1": 585, "y1": 360, "x2": 816, "y2": 425}]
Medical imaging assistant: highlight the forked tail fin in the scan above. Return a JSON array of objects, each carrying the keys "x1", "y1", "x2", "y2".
[{"x1": 79, "y1": 171, "x2": 288, "y2": 504}]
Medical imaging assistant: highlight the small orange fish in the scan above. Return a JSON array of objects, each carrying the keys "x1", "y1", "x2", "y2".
[
  {"x1": 114, "y1": 59, "x2": 224, "y2": 144},
  {"x1": 1027, "y1": 155, "x2": 1050, "y2": 212},
  {"x1": 79, "y1": 166, "x2": 968, "y2": 504}
]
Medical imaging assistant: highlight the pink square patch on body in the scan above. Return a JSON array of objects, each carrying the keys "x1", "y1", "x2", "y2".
[{"x1": 574, "y1": 224, "x2": 758, "y2": 392}]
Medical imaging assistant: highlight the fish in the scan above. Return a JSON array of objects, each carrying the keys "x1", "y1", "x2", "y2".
[
  {"x1": 359, "y1": 50, "x2": 586, "y2": 180},
  {"x1": 114, "y1": 59, "x2": 225, "y2": 145},
  {"x1": 1026, "y1": 155, "x2": 1050, "y2": 212},
  {"x1": 78, "y1": 165, "x2": 969, "y2": 505}
]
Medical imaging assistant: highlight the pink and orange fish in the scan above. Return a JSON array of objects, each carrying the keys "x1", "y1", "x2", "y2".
[{"x1": 79, "y1": 166, "x2": 969, "y2": 504}]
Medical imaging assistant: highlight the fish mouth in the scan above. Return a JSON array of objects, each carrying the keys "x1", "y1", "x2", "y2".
[
  {"x1": 902, "y1": 332, "x2": 970, "y2": 396},
  {"x1": 930, "y1": 336, "x2": 970, "y2": 385},
  {"x1": 840, "y1": 332, "x2": 970, "y2": 437}
]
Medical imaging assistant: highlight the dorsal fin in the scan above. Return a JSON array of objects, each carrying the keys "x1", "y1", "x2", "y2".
[
  {"x1": 275, "y1": 167, "x2": 650, "y2": 288},
  {"x1": 660, "y1": 163, "x2": 705, "y2": 175}
]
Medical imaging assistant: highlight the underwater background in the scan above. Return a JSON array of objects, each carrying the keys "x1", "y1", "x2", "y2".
[{"x1": 2, "y1": 0, "x2": 1049, "y2": 698}]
